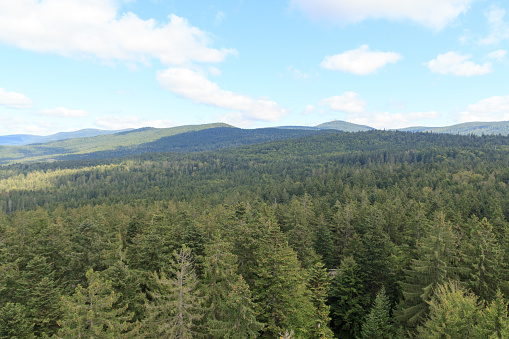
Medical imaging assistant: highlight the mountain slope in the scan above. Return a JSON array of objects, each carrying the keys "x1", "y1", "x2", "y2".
[
  {"x1": 314, "y1": 120, "x2": 374, "y2": 132},
  {"x1": 0, "y1": 129, "x2": 128, "y2": 146},
  {"x1": 56, "y1": 127, "x2": 328, "y2": 161},
  {"x1": 0, "y1": 123, "x2": 232, "y2": 164}
]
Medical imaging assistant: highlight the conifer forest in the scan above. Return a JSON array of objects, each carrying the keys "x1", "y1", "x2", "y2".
[{"x1": 3, "y1": 130, "x2": 509, "y2": 338}]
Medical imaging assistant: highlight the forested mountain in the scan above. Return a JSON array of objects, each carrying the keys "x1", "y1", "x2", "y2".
[
  {"x1": 315, "y1": 120, "x2": 374, "y2": 132},
  {"x1": 0, "y1": 128, "x2": 129, "y2": 146},
  {"x1": 2, "y1": 130, "x2": 509, "y2": 337},
  {"x1": 0, "y1": 123, "x2": 232, "y2": 164}
]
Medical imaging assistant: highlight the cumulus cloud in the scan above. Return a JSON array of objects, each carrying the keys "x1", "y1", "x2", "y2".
[
  {"x1": 291, "y1": 0, "x2": 475, "y2": 30},
  {"x1": 320, "y1": 92, "x2": 367, "y2": 113},
  {"x1": 458, "y1": 95, "x2": 509, "y2": 122},
  {"x1": 157, "y1": 67, "x2": 288, "y2": 122},
  {"x1": 321, "y1": 45, "x2": 402, "y2": 75},
  {"x1": 479, "y1": 6, "x2": 509, "y2": 45},
  {"x1": 0, "y1": 0, "x2": 235, "y2": 66},
  {"x1": 39, "y1": 107, "x2": 88, "y2": 117},
  {"x1": 0, "y1": 88, "x2": 33, "y2": 109},
  {"x1": 426, "y1": 52, "x2": 491, "y2": 76},
  {"x1": 347, "y1": 111, "x2": 440, "y2": 129},
  {"x1": 95, "y1": 116, "x2": 175, "y2": 130}
]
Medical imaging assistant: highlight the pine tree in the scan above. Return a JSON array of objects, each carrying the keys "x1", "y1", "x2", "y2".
[
  {"x1": 308, "y1": 262, "x2": 334, "y2": 339},
  {"x1": 57, "y1": 269, "x2": 136, "y2": 338},
  {"x1": 202, "y1": 237, "x2": 263, "y2": 338},
  {"x1": 361, "y1": 287, "x2": 393, "y2": 339},
  {"x1": 145, "y1": 245, "x2": 203, "y2": 338}
]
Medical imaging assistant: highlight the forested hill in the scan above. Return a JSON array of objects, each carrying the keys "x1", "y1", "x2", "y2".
[
  {"x1": 3, "y1": 130, "x2": 509, "y2": 338},
  {"x1": 0, "y1": 122, "x2": 232, "y2": 164},
  {"x1": 55, "y1": 127, "x2": 329, "y2": 161}
]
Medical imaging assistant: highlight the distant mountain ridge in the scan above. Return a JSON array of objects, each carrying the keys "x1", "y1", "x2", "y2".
[
  {"x1": 0, "y1": 129, "x2": 129, "y2": 146},
  {"x1": 2, "y1": 120, "x2": 509, "y2": 165}
]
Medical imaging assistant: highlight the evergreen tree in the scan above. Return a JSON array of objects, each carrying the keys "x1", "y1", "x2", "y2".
[
  {"x1": 57, "y1": 269, "x2": 136, "y2": 338},
  {"x1": 145, "y1": 245, "x2": 203, "y2": 338},
  {"x1": 361, "y1": 286, "x2": 393, "y2": 339},
  {"x1": 464, "y1": 217, "x2": 508, "y2": 304},
  {"x1": 0, "y1": 302, "x2": 34, "y2": 339},
  {"x1": 417, "y1": 280, "x2": 479, "y2": 338},
  {"x1": 396, "y1": 213, "x2": 464, "y2": 329},
  {"x1": 202, "y1": 237, "x2": 263, "y2": 338},
  {"x1": 308, "y1": 261, "x2": 334, "y2": 339},
  {"x1": 253, "y1": 221, "x2": 315, "y2": 338},
  {"x1": 329, "y1": 256, "x2": 369, "y2": 338},
  {"x1": 23, "y1": 255, "x2": 62, "y2": 337},
  {"x1": 473, "y1": 289, "x2": 509, "y2": 338}
]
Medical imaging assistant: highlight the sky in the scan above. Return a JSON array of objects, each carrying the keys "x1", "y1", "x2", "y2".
[{"x1": 0, "y1": 0, "x2": 508, "y2": 135}]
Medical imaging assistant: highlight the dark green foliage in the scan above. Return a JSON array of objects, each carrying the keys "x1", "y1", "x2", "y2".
[
  {"x1": 329, "y1": 256, "x2": 369, "y2": 338},
  {"x1": 202, "y1": 237, "x2": 263, "y2": 338},
  {"x1": 308, "y1": 262, "x2": 334, "y2": 338},
  {"x1": 396, "y1": 213, "x2": 465, "y2": 329},
  {"x1": 0, "y1": 302, "x2": 34, "y2": 339},
  {"x1": 361, "y1": 287, "x2": 393, "y2": 339}
]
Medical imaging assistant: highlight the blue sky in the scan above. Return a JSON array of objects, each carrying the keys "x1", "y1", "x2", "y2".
[{"x1": 0, "y1": 0, "x2": 508, "y2": 135}]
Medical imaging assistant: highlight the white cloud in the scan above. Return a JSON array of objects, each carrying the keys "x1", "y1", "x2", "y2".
[
  {"x1": 40, "y1": 107, "x2": 88, "y2": 117},
  {"x1": 291, "y1": 0, "x2": 475, "y2": 30},
  {"x1": 347, "y1": 111, "x2": 439, "y2": 129},
  {"x1": 458, "y1": 95, "x2": 509, "y2": 122},
  {"x1": 214, "y1": 11, "x2": 226, "y2": 26},
  {"x1": 488, "y1": 49, "x2": 507, "y2": 61},
  {"x1": 0, "y1": 88, "x2": 33, "y2": 109},
  {"x1": 157, "y1": 67, "x2": 288, "y2": 122},
  {"x1": 304, "y1": 104, "x2": 315, "y2": 114},
  {"x1": 320, "y1": 92, "x2": 367, "y2": 113},
  {"x1": 321, "y1": 45, "x2": 402, "y2": 75},
  {"x1": 95, "y1": 116, "x2": 174, "y2": 130},
  {"x1": 0, "y1": 0, "x2": 235, "y2": 66},
  {"x1": 479, "y1": 6, "x2": 509, "y2": 45},
  {"x1": 426, "y1": 52, "x2": 491, "y2": 76}
]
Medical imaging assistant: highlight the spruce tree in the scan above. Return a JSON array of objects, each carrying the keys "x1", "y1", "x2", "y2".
[
  {"x1": 329, "y1": 256, "x2": 369, "y2": 338},
  {"x1": 145, "y1": 245, "x2": 202, "y2": 338},
  {"x1": 0, "y1": 302, "x2": 34, "y2": 339},
  {"x1": 57, "y1": 269, "x2": 136, "y2": 338},
  {"x1": 464, "y1": 217, "x2": 508, "y2": 304},
  {"x1": 361, "y1": 287, "x2": 393, "y2": 339},
  {"x1": 396, "y1": 213, "x2": 464, "y2": 329},
  {"x1": 253, "y1": 221, "x2": 315, "y2": 337},
  {"x1": 308, "y1": 261, "x2": 334, "y2": 339},
  {"x1": 202, "y1": 237, "x2": 262, "y2": 338},
  {"x1": 417, "y1": 280, "x2": 480, "y2": 338}
]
